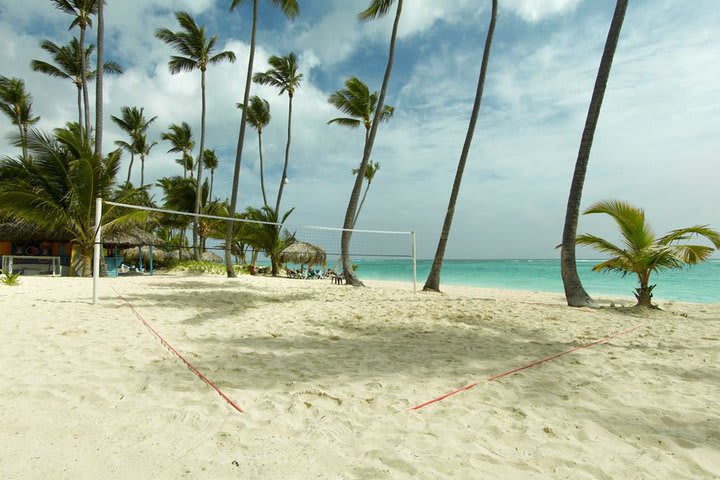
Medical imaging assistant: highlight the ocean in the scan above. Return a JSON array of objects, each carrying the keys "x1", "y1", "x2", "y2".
[{"x1": 346, "y1": 258, "x2": 720, "y2": 304}]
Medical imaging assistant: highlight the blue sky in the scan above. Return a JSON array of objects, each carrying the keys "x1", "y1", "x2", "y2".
[{"x1": 1, "y1": 0, "x2": 718, "y2": 259}]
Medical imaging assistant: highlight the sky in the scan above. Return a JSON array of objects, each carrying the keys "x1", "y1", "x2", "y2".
[{"x1": 0, "y1": 0, "x2": 718, "y2": 259}]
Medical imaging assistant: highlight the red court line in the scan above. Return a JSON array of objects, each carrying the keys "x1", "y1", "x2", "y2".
[
  {"x1": 111, "y1": 286, "x2": 244, "y2": 414},
  {"x1": 409, "y1": 323, "x2": 644, "y2": 411}
]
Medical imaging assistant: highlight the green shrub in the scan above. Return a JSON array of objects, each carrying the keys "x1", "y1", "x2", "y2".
[
  {"x1": 166, "y1": 260, "x2": 241, "y2": 275},
  {"x1": 1, "y1": 271, "x2": 22, "y2": 286}
]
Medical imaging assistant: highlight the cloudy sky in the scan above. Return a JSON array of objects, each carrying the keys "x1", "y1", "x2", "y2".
[{"x1": 1, "y1": 0, "x2": 718, "y2": 259}]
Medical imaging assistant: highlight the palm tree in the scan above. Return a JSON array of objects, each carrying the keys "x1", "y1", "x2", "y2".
[
  {"x1": 161, "y1": 121, "x2": 195, "y2": 179},
  {"x1": 30, "y1": 38, "x2": 122, "y2": 141},
  {"x1": 340, "y1": 0, "x2": 403, "y2": 287},
  {"x1": 93, "y1": 0, "x2": 104, "y2": 159},
  {"x1": 560, "y1": 0, "x2": 629, "y2": 307},
  {"x1": 202, "y1": 148, "x2": 218, "y2": 200},
  {"x1": 0, "y1": 124, "x2": 147, "y2": 276},
  {"x1": 350, "y1": 161, "x2": 380, "y2": 228},
  {"x1": 224, "y1": 0, "x2": 299, "y2": 278},
  {"x1": 135, "y1": 134, "x2": 157, "y2": 187},
  {"x1": 253, "y1": 52, "x2": 303, "y2": 217},
  {"x1": 423, "y1": 0, "x2": 498, "y2": 293},
  {"x1": 237, "y1": 96, "x2": 271, "y2": 206},
  {"x1": 328, "y1": 76, "x2": 394, "y2": 145},
  {"x1": 111, "y1": 106, "x2": 158, "y2": 185},
  {"x1": 0, "y1": 76, "x2": 40, "y2": 160},
  {"x1": 51, "y1": 0, "x2": 98, "y2": 144},
  {"x1": 156, "y1": 11, "x2": 236, "y2": 261},
  {"x1": 241, "y1": 205, "x2": 295, "y2": 276},
  {"x1": 576, "y1": 200, "x2": 720, "y2": 307}
]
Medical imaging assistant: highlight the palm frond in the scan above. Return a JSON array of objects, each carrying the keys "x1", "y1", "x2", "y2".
[{"x1": 359, "y1": 0, "x2": 395, "y2": 21}]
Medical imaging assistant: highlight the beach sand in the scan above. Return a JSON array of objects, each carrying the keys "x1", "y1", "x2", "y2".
[{"x1": 1, "y1": 273, "x2": 718, "y2": 479}]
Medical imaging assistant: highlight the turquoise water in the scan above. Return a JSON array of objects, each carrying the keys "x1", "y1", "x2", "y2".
[{"x1": 348, "y1": 258, "x2": 720, "y2": 304}]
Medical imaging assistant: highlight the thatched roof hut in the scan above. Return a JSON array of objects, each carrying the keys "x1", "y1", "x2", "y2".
[
  {"x1": 278, "y1": 241, "x2": 327, "y2": 267},
  {"x1": 0, "y1": 222, "x2": 73, "y2": 243},
  {"x1": 104, "y1": 226, "x2": 163, "y2": 247}
]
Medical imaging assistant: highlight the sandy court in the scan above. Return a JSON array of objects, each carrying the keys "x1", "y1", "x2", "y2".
[{"x1": 1, "y1": 274, "x2": 719, "y2": 479}]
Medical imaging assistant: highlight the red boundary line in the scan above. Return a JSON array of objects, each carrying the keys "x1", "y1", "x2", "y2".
[
  {"x1": 111, "y1": 286, "x2": 244, "y2": 414},
  {"x1": 408, "y1": 323, "x2": 644, "y2": 411}
]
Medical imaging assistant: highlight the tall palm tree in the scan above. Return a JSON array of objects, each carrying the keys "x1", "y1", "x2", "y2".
[
  {"x1": 423, "y1": 0, "x2": 498, "y2": 293},
  {"x1": 161, "y1": 121, "x2": 195, "y2": 179},
  {"x1": 30, "y1": 38, "x2": 122, "y2": 142},
  {"x1": 0, "y1": 124, "x2": 146, "y2": 276},
  {"x1": 111, "y1": 106, "x2": 158, "y2": 185},
  {"x1": 202, "y1": 148, "x2": 218, "y2": 200},
  {"x1": 350, "y1": 160, "x2": 380, "y2": 228},
  {"x1": 0, "y1": 76, "x2": 40, "y2": 160},
  {"x1": 156, "y1": 11, "x2": 236, "y2": 261},
  {"x1": 135, "y1": 134, "x2": 157, "y2": 187},
  {"x1": 328, "y1": 76, "x2": 394, "y2": 145},
  {"x1": 51, "y1": 0, "x2": 98, "y2": 144},
  {"x1": 253, "y1": 52, "x2": 303, "y2": 217},
  {"x1": 561, "y1": 0, "x2": 629, "y2": 307},
  {"x1": 225, "y1": 0, "x2": 299, "y2": 278},
  {"x1": 576, "y1": 200, "x2": 720, "y2": 307},
  {"x1": 340, "y1": 0, "x2": 403, "y2": 287},
  {"x1": 237, "y1": 96, "x2": 271, "y2": 206},
  {"x1": 94, "y1": 0, "x2": 104, "y2": 159},
  {"x1": 175, "y1": 155, "x2": 195, "y2": 178}
]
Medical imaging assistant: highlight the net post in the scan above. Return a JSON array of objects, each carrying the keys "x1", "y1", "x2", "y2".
[
  {"x1": 411, "y1": 230, "x2": 417, "y2": 293},
  {"x1": 92, "y1": 197, "x2": 102, "y2": 305}
]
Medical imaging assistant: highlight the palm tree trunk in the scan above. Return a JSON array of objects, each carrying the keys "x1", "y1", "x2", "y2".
[
  {"x1": 274, "y1": 94, "x2": 292, "y2": 216},
  {"x1": 341, "y1": 0, "x2": 403, "y2": 287},
  {"x1": 80, "y1": 25, "x2": 91, "y2": 145},
  {"x1": 140, "y1": 153, "x2": 145, "y2": 186},
  {"x1": 225, "y1": 0, "x2": 257, "y2": 278},
  {"x1": 126, "y1": 152, "x2": 135, "y2": 185},
  {"x1": 76, "y1": 85, "x2": 83, "y2": 134},
  {"x1": 351, "y1": 181, "x2": 371, "y2": 229},
  {"x1": 193, "y1": 69, "x2": 207, "y2": 262},
  {"x1": 258, "y1": 130, "x2": 268, "y2": 206},
  {"x1": 561, "y1": 0, "x2": 628, "y2": 307},
  {"x1": 423, "y1": 0, "x2": 497, "y2": 293},
  {"x1": 17, "y1": 123, "x2": 26, "y2": 160},
  {"x1": 209, "y1": 171, "x2": 214, "y2": 200},
  {"x1": 94, "y1": 0, "x2": 104, "y2": 159}
]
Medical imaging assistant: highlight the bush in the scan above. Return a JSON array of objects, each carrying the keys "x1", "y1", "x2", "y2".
[
  {"x1": 1, "y1": 271, "x2": 22, "y2": 286},
  {"x1": 166, "y1": 260, "x2": 241, "y2": 275}
]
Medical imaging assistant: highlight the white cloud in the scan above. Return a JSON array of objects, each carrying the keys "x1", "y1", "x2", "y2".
[{"x1": 503, "y1": 0, "x2": 581, "y2": 23}]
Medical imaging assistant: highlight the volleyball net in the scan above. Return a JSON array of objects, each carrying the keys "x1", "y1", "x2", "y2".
[{"x1": 93, "y1": 200, "x2": 417, "y2": 301}]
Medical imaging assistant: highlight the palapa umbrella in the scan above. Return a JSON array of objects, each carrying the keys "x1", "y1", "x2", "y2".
[{"x1": 278, "y1": 241, "x2": 327, "y2": 268}]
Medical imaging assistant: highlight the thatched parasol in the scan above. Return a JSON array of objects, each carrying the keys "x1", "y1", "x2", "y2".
[
  {"x1": 278, "y1": 241, "x2": 327, "y2": 267},
  {"x1": 0, "y1": 222, "x2": 73, "y2": 243},
  {"x1": 104, "y1": 226, "x2": 163, "y2": 247}
]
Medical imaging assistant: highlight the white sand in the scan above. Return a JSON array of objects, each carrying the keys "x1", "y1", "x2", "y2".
[{"x1": 1, "y1": 273, "x2": 719, "y2": 479}]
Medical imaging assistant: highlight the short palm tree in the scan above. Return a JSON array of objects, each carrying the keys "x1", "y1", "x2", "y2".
[
  {"x1": 328, "y1": 76, "x2": 394, "y2": 145},
  {"x1": 253, "y1": 52, "x2": 303, "y2": 217},
  {"x1": 111, "y1": 106, "x2": 158, "y2": 185},
  {"x1": 237, "y1": 96, "x2": 271, "y2": 206},
  {"x1": 156, "y1": 11, "x2": 236, "y2": 261},
  {"x1": 135, "y1": 134, "x2": 157, "y2": 187},
  {"x1": 423, "y1": 0, "x2": 497, "y2": 293},
  {"x1": 240, "y1": 205, "x2": 295, "y2": 276},
  {"x1": 351, "y1": 160, "x2": 380, "y2": 228},
  {"x1": 0, "y1": 124, "x2": 146, "y2": 276},
  {"x1": 340, "y1": 0, "x2": 403, "y2": 287},
  {"x1": 30, "y1": 38, "x2": 122, "y2": 142},
  {"x1": 202, "y1": 148, "x2": 218, "y2": 200},
  {"x1": 161, "y1": 122, "x2": 195, "y2": 179},
  {"x1": 561, "y1": 0, "x2": 629, "y2": 307},
  {"x1": 51, "y1": 0, "x2": 98, "y2": 144},
  {"x1": 224, "y1": 0, "x2": 299, "y2": 278},
  {"x1": 0, "y1": 76, "x2": 40, "y2": 160},
  {"x1": 577, "y1": 200, "x2": 720, "y2": 308}
]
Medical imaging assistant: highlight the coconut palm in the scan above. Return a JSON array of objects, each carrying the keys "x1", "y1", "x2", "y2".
[
  {"x1": 135, "y1": 134, "x2": 157, "y2": 187},
  {"x1": 350, "y1": 161, "x2": 380, "y2": 228},
  {"x1": 30, "y1": 38, "x2": 122, "y2": 142},
  {"x1": 240, "y1": 205, "x2": 295, "y2": 276},
  {"x1": 161, "y1": 121, "x2": 195, "y2": 179},
  {"x1": 237, "y1": 96, "x2": 271, "y2": 206},
  {"x1": 0, "y1": 124, "x2": 147, "y2": 276},
  {"x1": 202, "y1": 148, "x2": 218, "y2": 200},
  {"x1": 328, "y1": 76, "x2": 394, "y2": 145},
  {"x1": 340, "y1": 0, "x2": 403, "y2": 287},
  {"x1": 224, "y1": 0, "x2": 299, "y2": 278},
  {"x1": 576, "y1": 200, "x2": 720, "y2": 307},
  {"x1": 156, "y1": 11, "x2": 236, "y2": 261},
  {"x1": 253, "y1": 52, "x2": 303, "y2": 217},
  {"x1": 423, "y1": 0, "x2": 498, "y2": 293},
  {"x1": 560, "y1": 0, "x2": 629, "y2": 307},
  {"x1": 51, "y1": 0, "x2": 98, "y2": 143},
  {"x1": 111, "y1": 106, "x2": 158, "y2": 185},
  {"x1": 93, "y1": 0, "x2": 104, "y2": 159},
  {"x1": 0, "y1": 76, "x2": 40, "y2": 160}
]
